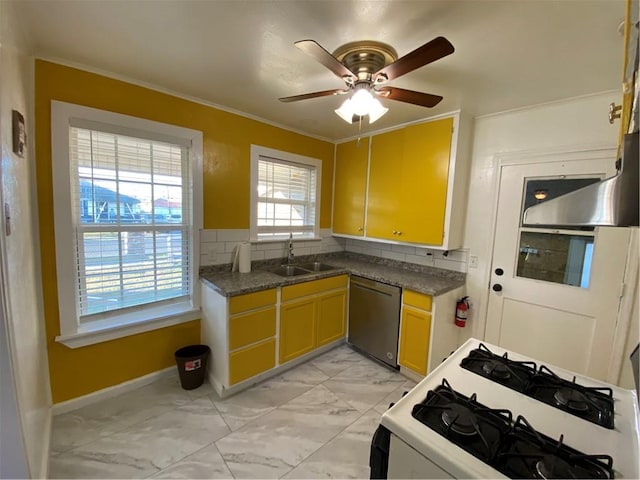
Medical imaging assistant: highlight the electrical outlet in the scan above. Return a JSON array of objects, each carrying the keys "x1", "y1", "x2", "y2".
[{"x1": 469, "y1": 255, "x2": 478, "y2": 268}]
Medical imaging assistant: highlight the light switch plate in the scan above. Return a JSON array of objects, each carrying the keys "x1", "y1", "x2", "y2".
[{"x1": 469, "y1": 255, "x2": 478, "y2": 268}]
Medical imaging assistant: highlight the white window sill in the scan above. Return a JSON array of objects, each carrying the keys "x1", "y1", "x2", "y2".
[{"x1": 55, "y1": 307, "x2": 201, "y2": 349}]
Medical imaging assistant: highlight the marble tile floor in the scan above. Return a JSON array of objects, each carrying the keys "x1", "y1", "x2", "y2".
[{"x1": 49, "y1": 344, "x2": 416, "y2": 479}]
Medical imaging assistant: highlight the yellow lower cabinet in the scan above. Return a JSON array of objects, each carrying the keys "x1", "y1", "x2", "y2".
[
  {"x1": 316, "y1": 289, "x2": 347, "y2": 347},
  {"x1": 279, "y1": 297, "x2": 316, "y2": 363},
  {"x1": 229, "y1": 307, "x2": 276, "y2": 350},
  {"x1": 229, "y1": 338, "x2": 276, "y2": 385},
  {"x1": 399, "y1": 304, "x2": 432, "y2": 376}
]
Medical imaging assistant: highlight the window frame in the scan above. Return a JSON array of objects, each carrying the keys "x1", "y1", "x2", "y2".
[
  {"x1": 51, "y1": 101, "x2": 203, "y2": 348},
  {"x1": 249, "y1": 145, "x2": 322, "y2": 242}
]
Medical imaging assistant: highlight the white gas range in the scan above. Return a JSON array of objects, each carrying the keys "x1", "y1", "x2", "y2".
[{"x1": 375, "y1": 338, "x2": 640, "y2": 479}]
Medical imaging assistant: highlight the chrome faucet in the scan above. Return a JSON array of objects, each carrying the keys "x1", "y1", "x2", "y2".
[{"x1": 287, "y1": 233, "x2": 295, "y2": 265}]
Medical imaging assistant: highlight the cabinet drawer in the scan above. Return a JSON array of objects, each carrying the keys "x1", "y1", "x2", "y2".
[
  {"x1": 282, "y1": 275, "x2": 348, "y2": 301},
  {"x1": 229, "y1": 288, "x2": 276, "y2": 314},
  {"x1": 229, "y1": 306, "x2": 276, "y2": 350},
  {"x1": 403, "y1": 290, "x2": 432, "y2": 311},
  {"x1": 229, "y1": 338, "x2": 276, "y2": 385}
]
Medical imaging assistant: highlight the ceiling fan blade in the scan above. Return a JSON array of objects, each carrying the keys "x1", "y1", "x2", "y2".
[
  {"x1": 294, "y1": 40, "x2": 357, "y2": 83},
  {"x1": 373, "y1": 37, "x2": 454, "y2": 83},
  {"x1": 375, "y1": 87, "x2": 443, "y2": 108},
  {"x1": 279, "y1": 89, "x2": 348, "y2": 103}
]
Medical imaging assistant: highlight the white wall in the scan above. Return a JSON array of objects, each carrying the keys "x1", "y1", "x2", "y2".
[
  {"x1": 0, "y1": 1, "x2": 52, "y2": 477},
  {"x1": 461, "y1": 91, "x2": 624, "y2": 343}
]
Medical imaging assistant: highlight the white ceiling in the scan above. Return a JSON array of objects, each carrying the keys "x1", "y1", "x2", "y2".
[{"x1": 13, "y1": 0, "x2": 625, "y2": 141}]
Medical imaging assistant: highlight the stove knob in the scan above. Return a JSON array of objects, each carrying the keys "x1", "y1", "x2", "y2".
[
  {"x1": 402, "y1": 391, "x2": 408, "y2": 397},
  {"x1": 492, "y1": 283, "x2": 503, "y2": 292},
  {"x1": 388, "y1": 402, "x2": 395, "y2": 409},
  {"x1": 495, "y1": 268, "x2": 504, "y2": 276}
]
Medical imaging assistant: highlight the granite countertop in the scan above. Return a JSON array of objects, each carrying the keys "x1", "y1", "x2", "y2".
[{"x1": 200, "y1": 252, "x2": 465, "y2": 297}]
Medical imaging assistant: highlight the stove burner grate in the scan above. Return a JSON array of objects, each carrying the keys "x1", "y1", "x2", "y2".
[
  {"x1": 535, "y1": 455, "x2": 574, "y2": 479},
  {"x1": 527, "y1": 366, "x2": 615, "y2": 429},
  {"x1": 482, "y1": 360, "x2": 512, "y2": 379},
  {"x1": 411, "y1": 380, "x2": 615, "y2": 479},
  {"x1": 460, "y1": 343, "x2": 537, "y2": 392},
  {"x1": 494, "y1": 416, "x2": 614, "y2": 479},
  {"x1": 554, "y1": 387, "x2": 590, "y2": 412},
  {"x1": 411, "y1": 379, "x2": 512, "y2": 462},
  {"x1": 460, "y1": 344, "x2": 615, "y2": 429},
  {"x1": 441, "y1": 403, "x2": 478, "y2": 436}
]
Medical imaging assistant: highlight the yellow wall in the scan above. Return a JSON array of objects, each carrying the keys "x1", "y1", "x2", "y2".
[{"x1": 35, "y1": 60, "x2": 335, "y2": 402}]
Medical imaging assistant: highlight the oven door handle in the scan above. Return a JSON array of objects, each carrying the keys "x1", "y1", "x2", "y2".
[{"x1": 370, "y1": 424, "x2": 391, "y2": 479}]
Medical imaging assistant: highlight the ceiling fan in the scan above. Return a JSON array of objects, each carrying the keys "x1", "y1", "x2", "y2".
[{"x1": 279, "y1": 37, "x2": 454, "y2": 124}]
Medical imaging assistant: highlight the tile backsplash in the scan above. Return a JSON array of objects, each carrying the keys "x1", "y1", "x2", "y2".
[
  {"x1": 343, "y1": 238, "x2": 469, "y2": 273},
  {"x1": 199, "y1": 230, "x2": 468, "y2": 273},
  {"x1": 199, "y1": 229, "x2": 345, "y2": 266}
]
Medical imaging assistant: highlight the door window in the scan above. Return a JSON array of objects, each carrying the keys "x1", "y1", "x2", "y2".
[{"x1": 516, "y1": 177, "x2": 600, "y2": 288}]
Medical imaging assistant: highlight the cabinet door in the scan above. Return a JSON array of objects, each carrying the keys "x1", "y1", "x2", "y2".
[
  {"x1": 229, "y1": 338, "x2": 276, "y2": 385},
  {"x1": 399, "y1": 118, "x2": 453, "y2": 245},
  {"x1": 316, "y1": 289, "x2": 347, "y2": 347},
  {"x1": 367, "y1": 128, "x2": 405, "y2": 240},
  {"x1": 399, "y1": 305, "x2": 432, "y2": 376},
  {"x1": 334, "y1": 138, "x2": 369, "y2": 236},
  {"x1": 280, "y1": 298, "x2": 316, "y2": 363}
]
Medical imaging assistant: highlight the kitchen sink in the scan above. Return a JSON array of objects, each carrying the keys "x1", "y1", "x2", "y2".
[
  {"x1": 269, "y1": 265, "x2": 311, "y2": 277},
  {"x1": 297, "y1": 262, "x2": 336, "y2": 272}
]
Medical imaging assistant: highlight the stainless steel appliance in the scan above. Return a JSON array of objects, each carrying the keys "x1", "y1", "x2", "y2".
[
  {"x1": 348, "y1": 276, "x2": 400, "y2": 368},
  {"x1": 372, "y1": 338, "x2": 640, "y2": 479}
]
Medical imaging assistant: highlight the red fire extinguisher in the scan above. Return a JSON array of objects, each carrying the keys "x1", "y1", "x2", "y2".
[{"x1": 455, "y1": 296, "x2": 470, "y2": 327}]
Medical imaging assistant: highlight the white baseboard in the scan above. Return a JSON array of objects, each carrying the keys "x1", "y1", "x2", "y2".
[
  {"x1": 399, "y1": 365, "x2": 424, "y2": 384},
  {"x1": 51, "y1": 367, "x2": 176, "y2": 415}
]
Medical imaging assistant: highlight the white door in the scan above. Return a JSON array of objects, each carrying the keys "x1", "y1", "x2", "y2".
[{"x1": 485, "y1": 152, "x2": 631, "y2": 380}]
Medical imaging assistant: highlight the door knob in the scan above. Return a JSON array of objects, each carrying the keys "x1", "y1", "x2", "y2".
[{"x1": 492, "y1": 284, "x2": 503, "y2": 292}]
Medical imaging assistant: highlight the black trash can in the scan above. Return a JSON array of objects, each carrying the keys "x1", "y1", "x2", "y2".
[{"x1": 174, "y1": 344, "x2": 210, "y2": 390}]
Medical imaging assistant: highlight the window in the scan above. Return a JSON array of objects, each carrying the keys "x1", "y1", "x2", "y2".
[
  {"x1": 52, "y1": 101, "x2": 202, "y2": 347},
  {"x1": 250, "y1": 145, "x2": 321, "y2": 241},
  {"x1": 516, "y1": 176, "x2": 600, "y2": 288}
]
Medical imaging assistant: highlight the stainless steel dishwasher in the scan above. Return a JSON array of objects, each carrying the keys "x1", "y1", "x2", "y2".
[{"x1": 348, "y1": 276, "x2": 401, "y2": 368}]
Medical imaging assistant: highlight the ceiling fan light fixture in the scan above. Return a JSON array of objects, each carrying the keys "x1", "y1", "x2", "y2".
[
  {"x1": 335, "y1": 98, "x2": 355, "y2": 124},
  {"x1": 351, "y1": 88, "x2": 374, "y2": 116},
  {"x1": 368, "y1": 98, "x2": 388, "y2": 124}
]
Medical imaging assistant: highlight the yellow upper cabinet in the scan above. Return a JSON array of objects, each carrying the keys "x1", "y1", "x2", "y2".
[
  {"x1": 399, "y1": 118, "x2": 453, "y2": 244},
  {"x1": 366, "y1": 116, "x2": 461, "y2": 246},
  {"x1": 618, "y1": 0, "x2": 638, "y2": 148},
  {"x1": 367, "y1": 128, "x2": 406, "y2": 240},
  {"x1": 333, "y1": 138, "x2": 369, "y2": 236}
]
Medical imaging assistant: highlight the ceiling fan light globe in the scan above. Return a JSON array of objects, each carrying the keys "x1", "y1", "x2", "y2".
[
  {"x1": 368, "y1": 98, "x2": 388, "y2": 124},
  {"x1": 351, "y1": 88, "x2": 374, "y2": 116},
  {"x1": 335, "y1": 98, "x2": 354, "y2": 124}
]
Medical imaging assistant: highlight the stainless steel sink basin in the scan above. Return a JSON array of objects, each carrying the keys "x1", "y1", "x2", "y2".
[
  {"x1": 298, "y1": 262, "x2": 336, "y2": 272},
  {"x1": 269, "y1": 265, "x2": 311, "y2": 277}
]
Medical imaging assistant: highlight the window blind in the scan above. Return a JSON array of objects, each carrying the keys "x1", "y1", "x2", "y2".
[
  {"x1": 69, "y1": 127, "x2": 191, "y2": 319},
  {"x1": 256, "y1": 155, "x2": 317, "y2": 239}
]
